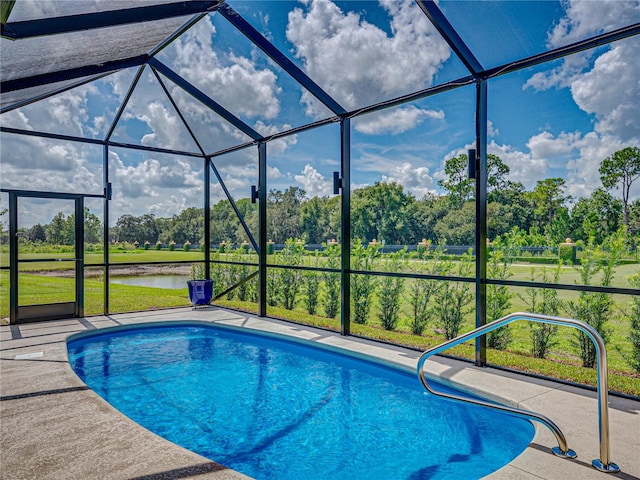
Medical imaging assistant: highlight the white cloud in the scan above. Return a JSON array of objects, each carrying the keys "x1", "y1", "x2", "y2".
[
  {"x1": 563, "y1": 132, "x2": 626, "y2": 199},
  {"x1": 527, "y1": 131, "x2": 581, "y2": 160},
  {"x1": 147, "y1": 195, "x2": 196, "y2": 219},
  {"x1": 546, "y1": 0, "x2": 640, "y2": 48},
  {"x1": 294, "y1": 164, "x2": 332, "y2": 197},
  {"x1": 569, "y1": 40, "x2": 640, "y2": 143},
  {"x1": 137, "y1": 101, "x2": 195, "y2": 150},
  {"x1": 524, "y1": 1, "x2": 640, "y2": 145},
  {"x1": 169, "y1": 19, "x2": 281, "y2": 120},
  {"x1": 0, "y1": 135, "x2": 103, "y2": 227},
  {"x1": 471, "y1": 133, "x2": 634, "y2": 201},
  {"x1": 487, "y1": 120, "x2": 499, "y2": 138},
  {"x1": 1, "y1": 85, "x2": 98, "y2": 137},
  {"x1": 109, "y1": 151, "x2": 201, "y2": 204},
  {"x1": 255, "y1": 121, "x2": 298, "y2": 155},
  {"x1": 353, "y1": 106, "x2": 444, "y2": 135},
  {"x1": 287, "y1": 0, "x2": 450, "y2": 119},
  {"x1": 491, "y1": 141, "x2": 546, "y2": 190},
  {"x1": 381, "y1": 162, "x2": 436, "y2": 199}
]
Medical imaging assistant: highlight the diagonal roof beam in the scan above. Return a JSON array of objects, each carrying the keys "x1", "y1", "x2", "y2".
[
  {"x1": 484, "y1": 22, "x2": 640, "y2": 79},
  {"x1": 105, "y1": 65, "x2": 146, "y2": 142},
  {"x1": 152, "y1": 68, "x2": 207, "y2": 156},
  {"x1": 1, "y1": 1, "x2": 222, "y2": 39},
  {"x1": 0, "y1": 54, "x2": 148, "y2": 93},
  {"x1": 415, "y1": 0, "x2": 484, "y2": 77},
  {"x1": 0, "y1": 71, "x2": 113, "y2": 114},
  {"x1": 218, "y1": 3, "x2": 347, "y2": 116},
  {"x1": 148, "y1": 57, "x2": 262, "y2": 141}
]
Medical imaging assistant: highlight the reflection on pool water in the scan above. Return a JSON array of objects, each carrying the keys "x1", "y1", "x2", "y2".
[
  {"x1": 67, "y1": 323, "x2": 534, "y2": 480},
  {"x1": 110, "y1": 275, "x2": 188, "y2": 289}
]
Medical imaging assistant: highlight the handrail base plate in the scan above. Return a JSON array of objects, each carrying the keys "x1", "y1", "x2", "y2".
[
  {"x1": 552, "y1": 447, "x2": 577, "y2": 459},
  {"x1": 592, "y1": 459, "x2": 620, "y2": 473}
]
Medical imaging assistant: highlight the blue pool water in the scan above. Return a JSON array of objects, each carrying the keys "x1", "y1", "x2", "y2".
[{"x1": 67, "y1": 323, "x2": 534, "y2": 480}]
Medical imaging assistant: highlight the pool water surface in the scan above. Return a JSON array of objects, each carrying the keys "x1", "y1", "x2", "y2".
[{"x1": 67, "y1": 323, "x2": 534, "y2": 480}]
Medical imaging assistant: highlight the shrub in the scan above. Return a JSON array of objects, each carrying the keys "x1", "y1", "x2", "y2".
[
  {"x1": 168, "y1": 241, "x2": 175, "y2": 251},
  {"x1": 322, "y1": 242, "x2": 341, "y2": 319},
  {"x1": 189, "y1": 263, "x2": 205, "y2": 280},
  {"x1": 433, "y1": 250, "x2": 473, "y2": 339},
  {"x1": 625, "y1": 273, "x2": 640, "y2": 373},
  {"x1": 407, "y1": 250, "x2": 441, "y2": 335},
  {"x1": 183, "y1": 241, "x2": 191, "y2": 252},
  {"x1": 558, "y1": 240, "x2": 577, "y2": 265},
  {"x1": 303, "y1": 252, "x2": 320, "y2": 315},
  {"x1": 351, "y1": 238, "x2": 379, "y2": 325},
  {"x1": 569, "y1": 230, "x2": 624, "y2": 368},
  {"x1": 277, "y1": 238, "x2": 305, "y2": 310},
  {"x1": 486, "y1": 236, "x2": 515, "y2": 350},
  {"x1": 378, "y1": 248, "x2": 407, "y2": 331},
  {"x1": 520, "y1": 265, "x2": 562, "y2": 358}
]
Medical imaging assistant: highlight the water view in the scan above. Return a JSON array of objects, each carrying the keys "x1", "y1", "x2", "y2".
[{"x1": 110, "y1": 275, "x2": 188, "y2": 290}]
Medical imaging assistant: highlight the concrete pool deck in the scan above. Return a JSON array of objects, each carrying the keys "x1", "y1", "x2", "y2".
[{"x1": 1, "y1": 307, "x2": 638, "y2": 480}]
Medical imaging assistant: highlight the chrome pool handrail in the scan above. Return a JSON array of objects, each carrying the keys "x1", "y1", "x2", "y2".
[{"x1": 416, "y1": 312, "x2": 619, "y2": 473}]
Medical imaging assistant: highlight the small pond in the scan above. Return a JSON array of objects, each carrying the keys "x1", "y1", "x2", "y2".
[{"x1": 110, "y1": 275, "x2": 188, "y2": 290}]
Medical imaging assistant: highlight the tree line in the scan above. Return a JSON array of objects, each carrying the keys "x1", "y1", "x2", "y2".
[{"x1": 10, "y1": 147, "x2": 640, "y2": 249}]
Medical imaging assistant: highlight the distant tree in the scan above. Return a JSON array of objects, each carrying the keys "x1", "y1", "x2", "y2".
[
  {"x1": 0, "y1": 207, "x2": 7, "y2": 243},
  {"x1": 46, "y1": 212, "x2": 69, "y2": 245},
  {"x1": 599, "y1": 146, "x2": 640, "y2": 228},
  {"x1": 84, "y1": 209, "x2": 103, "y2": 244},
  {"x1": 486, "y1": 154, "x2": 512, "y2": 195},
  {"x1": 529, "y1": 178, "x2": 570, "y2": 241},
  {"x1": 138, "y1": 214, "x2": 160, "y2": 244},
  {"x1": 408, "y1": 193, "x2": 449, "y2": 244},
  {"x1": 167, "y1": 207, "x2": 203, "y2": 244},
  {"x1": 351, "y1": 182, "x2": 414, "y2": 244},
  {"x1": 268, "y1": 187, "x2": 305, "y2": 243},
  {"x1": 434, "y1": 202, "x2": 475, "y2": 245},
  {"x1": 114, "y1": 214, "x2": 140, "y2": 243},
  {"x1": 28, "y1": 223, "x2": 46, "y2": 242},
  {"x1": 569, "y1": 188, "x2": 622, "y2": 244},
  {"x1": 210, "y1": 201, "x2": 239, "y2": 244},
  {"x1": 439, "y1": 153, "x2": 512, "y2": 209},
  {"x1": 438, "y1": 154, "x2": 473, "y2": 209},
  {"x1": 300, "y1": 196, "x2": 338, "y2": 244},
  {"x1": 114, "y1": 213, "x2": 161, "y2": 244},
  {"x1": 489, "y1": 181, "x2": 534, "y2": 232}
]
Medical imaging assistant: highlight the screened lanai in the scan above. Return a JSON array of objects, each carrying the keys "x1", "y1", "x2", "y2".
[{"x1": 1, "y1": 0, "x2": 640, "y2": 396}]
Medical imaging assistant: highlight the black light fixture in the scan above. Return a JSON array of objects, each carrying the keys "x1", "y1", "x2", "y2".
[
  {"x1": 333, "y1": 171, "x2": 342, "y2": 195},
  {"x1": 467, "y1": 149, "x2": 477, "y2": 180}
]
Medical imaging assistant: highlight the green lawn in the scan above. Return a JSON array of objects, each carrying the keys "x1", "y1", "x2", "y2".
[{"x1": 1, "y1": 249, "x2": 638, "y2": 396}]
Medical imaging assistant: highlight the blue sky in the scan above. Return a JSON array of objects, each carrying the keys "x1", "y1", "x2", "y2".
[{"x1": 1, "y1": 0, "x2": 639, "y2": 227}]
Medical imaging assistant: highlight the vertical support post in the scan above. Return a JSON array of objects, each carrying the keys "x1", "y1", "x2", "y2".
[
  {"x1": 75, "y1": 196, "x2": 85, "y2": 318},
  {"x1": 8, "y1": 192, "x2": 17, "y2": 324},
  {"x1": 258, "y1": 142, "x2": 267, "y2": 317},
  {"x1": 204, "y1": 156, "x2": 211, "y2": 279},
  {"x1": 475, "y1": 79, "x2": 488, "y2": 366},
  {"x1": 340, "y1": 119, "x2": 351, "y2": 336},
  {"x1": 103, "y1": 144, "x2": 110, "y2": 315}
]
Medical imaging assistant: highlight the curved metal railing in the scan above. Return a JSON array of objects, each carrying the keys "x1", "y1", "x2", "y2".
[{"x1": 416, "y1": 312, "x2": 619, "y2": 473}]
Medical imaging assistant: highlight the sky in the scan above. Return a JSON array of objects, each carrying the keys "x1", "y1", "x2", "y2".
[{"x1": 1, "y1": 0, "x2": 639, "y2": 228}]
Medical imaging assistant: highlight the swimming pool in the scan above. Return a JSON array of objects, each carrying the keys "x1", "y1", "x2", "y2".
[{"x1": 67, "y1": 322, "x2": 534, "y2": 480}]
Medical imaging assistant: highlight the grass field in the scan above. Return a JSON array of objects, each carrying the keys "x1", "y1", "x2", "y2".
[{"x1": 1, "y1": 249, "x2": 638, "y2": 396}]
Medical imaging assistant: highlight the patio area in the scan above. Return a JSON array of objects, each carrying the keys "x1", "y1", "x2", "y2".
[{"x1": 1, "y1": 307, "x2": 639, "y2": 480}]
